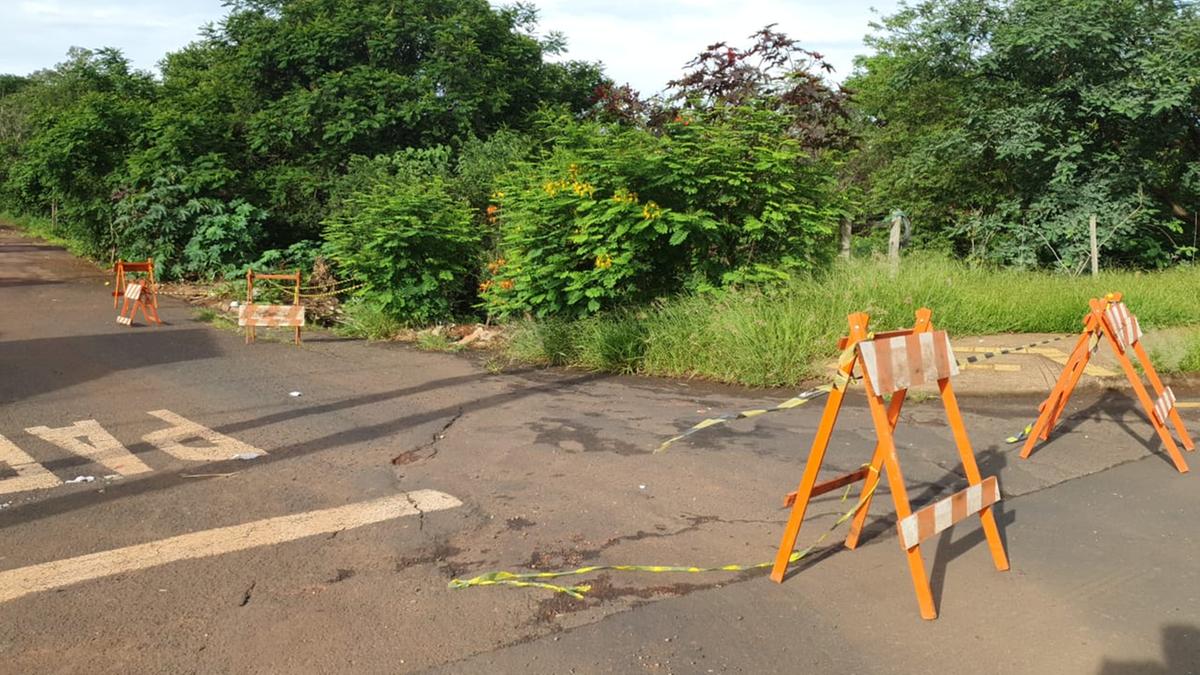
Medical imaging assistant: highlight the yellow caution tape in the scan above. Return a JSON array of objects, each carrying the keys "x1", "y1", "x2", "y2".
[
  {"x1": 653, "y1": 385, "x2": 833, "y2": 454},
  {"x1": 297, "y1": 282, "x2": 366, "y2": 298},
  {"x1": 956, "y1": 334, "x2": 1072, "y2": 366},
  {"x1": 1005, "y1": 424, "x2": 1033, "y2": 444},
  {"x1": 448, "y1": 466, "x2": 881, "y2": 598},
  {"x1": 254, "y1": 278, "x2": 368, "y2": 299}
]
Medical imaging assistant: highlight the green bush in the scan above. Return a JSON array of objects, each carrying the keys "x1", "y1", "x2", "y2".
[
  {"x1": 112, "y1": 168, "x2": 266, "y2": 279},
  {"x1": 480, "y1": 106, "x2": 845, "y2": 318},
  {"x1": 324, "y1": 171, "x2": 479, "y2": 326}
]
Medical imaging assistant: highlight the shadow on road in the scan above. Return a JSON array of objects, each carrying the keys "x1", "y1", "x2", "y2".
[
  {"x1": 0, "y1": 328, "x2": 224, "y2": 402},
  {"x1": 1032, "y1": 389, "x2": 1181, "y2": 470},
  {"x1": 1098, "y1": 624, "x2": 1200, "y2": 675},
  {"x1": 0, "y1": 278, "x2": 65, "y2": 288}
]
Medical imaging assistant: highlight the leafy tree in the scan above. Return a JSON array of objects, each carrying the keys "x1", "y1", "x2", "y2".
[
  {"x1": 849, "y1": 0, "x2": 1200, "y2": 268},
  {"x1": 202, "y1": 0, "x2": 604, "y2": 241},
  {"x1": 670, "y1": 25, "x2": 853, "y2": 150},
  {"x1": 3, "y1": 48, "x2": 155, "y2": 255}
]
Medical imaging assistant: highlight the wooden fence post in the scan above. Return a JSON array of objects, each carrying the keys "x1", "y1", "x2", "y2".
[
  {"x1": 888, "y1": 212, "x2": 903, "y2": 276},
  {"x1": 1089, "y1": 214, "x2": 1099, "y2": 277},
  {"x1": 840, "y1": 220, "x2": 852, "y2": 259}
]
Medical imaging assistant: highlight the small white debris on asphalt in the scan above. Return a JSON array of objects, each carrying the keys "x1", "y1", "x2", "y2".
[
  {"x1": 103, "y1": 474, "x2": 123, "y2": 481},
  {"x1": 0, "y1": 501, "x2": 11, "y2": 510},
  {"x1": 289, "y1": 391, "x2": 302, "y2": 397},
  {"x1": 638, "y1": 484, "x2": 647, "y2": 490},
  {"x1": 65, "y1": 476, "x2": 95, "y2": 484},
  {"x1": 230, "y1": 453, "x2": 262, "y2": 461}
]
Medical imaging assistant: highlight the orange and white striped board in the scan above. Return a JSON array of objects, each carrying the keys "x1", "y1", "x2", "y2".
[
  {"x1": 898, "y1": 476, "x2": 1001, "y2": 550},
  {"x1": 238, "y1": 304, "x2": 305, "y2": 328},
  {"x1": 856, "y1": 330, "x2": 959, "y2": 394},
  {"x1": 1103, "y1": 301, "x2": 1143, "y2": 353},
  {"x1": 1153, "y1": 387, "x2": 1177, "y2": 425}
]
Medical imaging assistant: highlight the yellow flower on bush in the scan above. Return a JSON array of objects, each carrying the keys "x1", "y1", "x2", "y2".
[
  {"x1": 594, "y1": 253, "x2": 613, "y2": 270},
  {"x1": 571, "y1": 180, "x2": 596, "y2": 198},
  {"x1": 479, "y1": 279, "x2": 493, "y2": 292},
  {"x1": 486, "y1": 257, "x2": 506, "y2": 274},
  {"x1": 499, "y1": 279, "x2": 515, "y2": 291},
  {"x1": 642, "y1": 201, "x2": 662, "y2": 220},
  {"x1": 612, "y1": 188, "x2": 639, "y2": 205}
]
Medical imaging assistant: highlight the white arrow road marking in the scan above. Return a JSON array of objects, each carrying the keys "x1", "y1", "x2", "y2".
[{"x1": 0, "y1": 489, "x2": 462, "y2": 604}]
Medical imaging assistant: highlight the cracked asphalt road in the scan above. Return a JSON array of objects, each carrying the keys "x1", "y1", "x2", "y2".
[{"x1": 1, "y1": 224, "x2": 1198, "y2": 674}]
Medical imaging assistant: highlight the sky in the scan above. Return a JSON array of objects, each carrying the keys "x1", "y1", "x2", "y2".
[{"x1": 0, "y1": 0, "x2": 903, "y2": 92}]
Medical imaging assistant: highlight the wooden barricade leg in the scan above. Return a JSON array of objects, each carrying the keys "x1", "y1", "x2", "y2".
[
  {"x1": 770, "y1": 312, "x2": 870, "y2": 583},
  {"x1": 118, "y1": 294, "x2": 134, "y2": 325},
  {"x1": 113, "y1": 264, "x2": 124, "y2": 309},
  {"x1": 861, "y1": 378, "x2": 937, "y2": 620},
  {"x1": 770, "y1": 379, "x2": 852, "y2": 582},
  {"x1": 147, "y1": 258, "x2": 157, "y2": 312},
  {"x1": 1132, "y1": 341, "x2": 1195, "y2": 452},
  {"x1": 1108, "y1": 332, "x2": 1189, "y2": 473},
  {"x1": 1021, "y1": 331, "x2": 1093, "y2": 458},
  {"x1": 843, "y1": 392, "x2": 904, "y2": 550},
  {"x1": 246, "y1": 269, "x2": 256, "y2": 344},
  {"x1": 1039, "y1": 329, "x2": 1097, "y2": 440},
  {"x1": 139, "y1": 293, "x2": 162, "y2": 326},
  {"x1": 938, "y1": 377, "x2": 1009, "y2": 571}
]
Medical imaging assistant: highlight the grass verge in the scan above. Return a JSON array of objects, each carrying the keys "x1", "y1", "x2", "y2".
[{"x1": 506, "y1": 254, "x2": 1200, "y2": 387}]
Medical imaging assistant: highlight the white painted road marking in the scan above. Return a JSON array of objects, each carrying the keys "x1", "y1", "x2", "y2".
[
  {"x1": 2, "y1": 410, "x2": 266, "y2": 495},
  {"x1": 0, "y1": 435, "x2": 61, "y2": 494},
  {"x1": 24, "y1": 420, "x2": 153, "y2": 477},
  {"x1": 143, "y1": 409, "x2": 265, "y2": 461},
  {"x1": 0, "y1": 490, "x2": 462, "y2": 604}
]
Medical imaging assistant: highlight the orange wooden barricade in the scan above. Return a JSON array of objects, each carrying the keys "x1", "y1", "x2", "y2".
[
  {"x1": 116, "y1": 279, "x2": 161, "y2": 326},
  {"x1": 244, "y1": 269, "x2": 303, "y2": 345},
  {"x1": 771, "y1": 309, "x2": 1009, "y2": 620},
  {"x1": 113, "y1": 259, "x2": 156, "y2": 311},
  {"x1": 1020, "y1": 293, "x2": 1194, "y2": 473}
]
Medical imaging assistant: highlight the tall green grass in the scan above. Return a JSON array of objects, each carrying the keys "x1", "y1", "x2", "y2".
[{"x1": 506, "y1": 254, "x2": 1200, "y2": 386}]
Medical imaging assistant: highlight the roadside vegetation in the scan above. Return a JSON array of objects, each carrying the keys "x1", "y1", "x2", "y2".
[
  {"x1": 1, "y1": 0, "x2": 1198, "y2": 384},
  {"x1": 508, "y1": 255, "x2": 1200, "y2": 386}
]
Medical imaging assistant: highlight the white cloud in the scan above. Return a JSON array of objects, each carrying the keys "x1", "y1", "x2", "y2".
[
  {"x1": 533, "y1": 0, "x2": 902, "y2": 93},
  {"x1": 0, "y1": 0, "x2": 900, "y2": 87},
  {"x1": 1, "y1": 0, "x2": 225, "y2": 74}
]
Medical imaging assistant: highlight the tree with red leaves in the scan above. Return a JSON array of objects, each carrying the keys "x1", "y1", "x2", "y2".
[{"x1": 668, "y1": 25, "x2": 851, "y2": 150}]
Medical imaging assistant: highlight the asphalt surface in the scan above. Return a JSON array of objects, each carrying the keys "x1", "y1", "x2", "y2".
[{"x1": 1, "y1": 225, "x2": 1198, "y2": 674}]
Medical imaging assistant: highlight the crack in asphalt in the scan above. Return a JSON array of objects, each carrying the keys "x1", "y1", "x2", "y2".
[
  {"x1": 392, "y1": 407, "x2": 464, "y2": 466},
  {"x1": 239, "y1": 581, "x2": 255, "y2": 607},
  {"x1": 404, "y1": 491, "x2": 427, "y2": 532}
]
